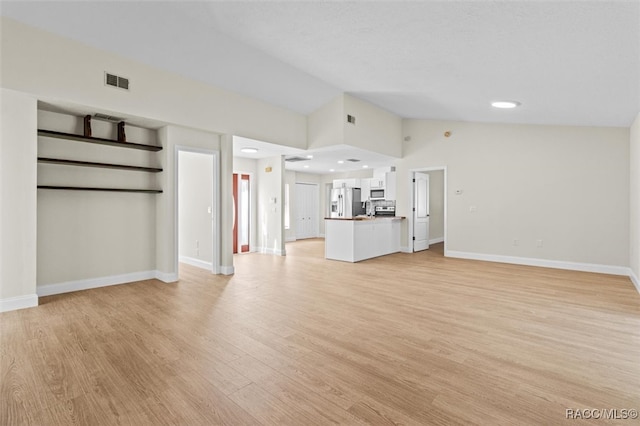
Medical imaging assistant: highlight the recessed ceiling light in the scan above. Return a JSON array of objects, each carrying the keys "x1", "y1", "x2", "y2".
[
  {"x1": 329, "y1": 169, "x2": 335, "y2": 172},
  {"x1": 306, "y1": 154, "x2": 313, "y2": 159},
  {"x1": 337, "y1": 160, "x2": 344, "y2": 164},
  {"x1": 362, "y1": 165, "x2": 369, "y2": 168},
  {"x1": 491, "y1": 100, "x2": 521, "y2": 109},
  {"x1": 303, "y1": 165, "x2": 309, "y2": 168},
  {"x1": 241, "y1": 147, "x2": 258, "y2": 153}
]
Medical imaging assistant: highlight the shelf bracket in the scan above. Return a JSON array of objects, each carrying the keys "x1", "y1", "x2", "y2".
[
  {"x1": 83, "y1": 115, "x2": 92, "y2": 137},
  {"x1": 117, "y1": 121, "x2": 126, "y2": 142}
]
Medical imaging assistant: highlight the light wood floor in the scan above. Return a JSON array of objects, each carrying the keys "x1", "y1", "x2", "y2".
[{"x1": 2, "y1": 239, "x2": 639, "y2": 425}]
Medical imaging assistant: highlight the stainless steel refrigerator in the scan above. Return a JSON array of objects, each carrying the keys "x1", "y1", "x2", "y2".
[{"x1": 330, "y1": 188, "x2": 364, "y2": 218}]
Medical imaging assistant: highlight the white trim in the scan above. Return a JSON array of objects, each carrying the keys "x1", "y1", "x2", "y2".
[
  {"x1": 179, "y1": 255, "x2": 213, "y2": 271},
  {"x1": 0, "y1": 294, "x2": 38, "y2": 313},
  {"x1": 256, "y1": 246, "x2": 287, "y2": 256},
  {"x1": 407, "y1": 166, "x2": 447, "y2": 254},
  {"x1": 155, "y1": 271, "x2": 178, "y2": 283},
  {"x1": 220, "y1": 265, "x2": 235, "y2": 275},
  {"x1": 318, "y1": 233, "x2": 325, "y2": 238},
  {"x1": 285, "y1": 236, "x2": 297, "y2": 243},
  {"x1": 446, "y1": 250, "x2": 631, "y2": 276},
  {"x1": 37, "y1": 270, "x2": 158, "y2": 297},
  {"x1": 175, "y1": 146, "x2": 221, "y2": 275},
  {"x1": 630, "y1": 270, "x2": 640, "y2": 294},
  {"x1": 429, "y1": 237, "x2": 445, "y2": 245},
  {"x1": 400, "y1": 246, "x2": 412, "y2": 253}
]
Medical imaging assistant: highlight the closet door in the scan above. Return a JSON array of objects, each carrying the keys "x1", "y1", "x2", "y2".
[{"x1": 295, "y1": 183, "x2": 318, "y2": 240}]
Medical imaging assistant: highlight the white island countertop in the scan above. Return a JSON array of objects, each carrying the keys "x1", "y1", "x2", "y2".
[{"x1": 325, "y1": 216, "x2": 405, "y2": 262}]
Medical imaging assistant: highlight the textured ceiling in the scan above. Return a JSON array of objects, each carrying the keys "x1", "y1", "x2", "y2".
[{"x1": 2, "y1": 1, "x2": 639, "y2": 127}]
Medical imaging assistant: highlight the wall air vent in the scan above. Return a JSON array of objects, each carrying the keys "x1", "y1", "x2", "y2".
[
  {"x1": 346, "y1": 158, "x2": 361, "y2": 162},
  {"x1": 285, "y1": 156, "x2": 310, "y2": 162},
  {"x1": 347, "y1": 114, "x2": 356, "y2": 124},
  {"x1": 93, "y1": 113, "x2": 124, "y2": 122},
  {"x1": 105, "y1": 72, "x2": 130, "y2": 90}
]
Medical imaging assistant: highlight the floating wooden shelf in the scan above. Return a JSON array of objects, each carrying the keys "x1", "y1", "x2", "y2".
[
  {"x1": 38, "y1": 129, "x2": 163, "y2": 152},
  {"x1": 38, "y1": 157, "x2": 163, "y2": 173},
  {"x1": 37, "y1": 186, "x2": 162, "y2": 194}
]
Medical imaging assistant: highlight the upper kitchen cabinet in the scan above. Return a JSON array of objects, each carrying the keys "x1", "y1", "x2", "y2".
[
  {"x1": 333, "y1": 178, "x2": 361, "y2": 189},
  {"x1": 307, "y1": 94, "x2": 402, "y2": 159}
]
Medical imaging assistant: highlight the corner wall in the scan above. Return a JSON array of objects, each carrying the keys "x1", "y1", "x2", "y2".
[
  {"x1": 630, "y1": 112, "x2": 640, "y2": 288},
  {"x1": 0, "y1": 89, "x2": 38, "y2": 312},
  {"x1": 399, "y1": 120, "x2": 630, "y2": 272},
  {"x1": 256, "y1": 156, "x2": 285, "y2": 255}
]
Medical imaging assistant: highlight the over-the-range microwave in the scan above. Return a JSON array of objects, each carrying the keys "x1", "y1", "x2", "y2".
[{"x1": 370, "y1": 189, "x2": 385, "y2": 200}]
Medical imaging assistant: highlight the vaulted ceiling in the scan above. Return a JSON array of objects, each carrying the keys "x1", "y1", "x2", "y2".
[{"x1": 2, "y1": 1, "x2": 639, "y2": 128}]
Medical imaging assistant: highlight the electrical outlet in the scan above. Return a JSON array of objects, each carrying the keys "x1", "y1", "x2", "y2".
[
  {"x1": 536, "y1": 239, "x2": 543, "y2": 247},
  {"x1": 469, "y1": 205, "x2": 477, "y2": 212},
  {"x1": 513, "y1": 239, "x2": 519, "y2": 246}
]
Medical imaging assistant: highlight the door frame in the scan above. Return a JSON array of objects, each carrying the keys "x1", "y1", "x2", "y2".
[
  {"x1": 407, "y1": 166, "x2": 447, "y2": 254},
  {"x1": 232, "y1": 172, "x2": 252, "y2": 253},
  {"x1": 175, "y1": 146, "x2": 220, "y2": 275},
  {"x1": 295, "y1": 182, "x2": 320, "y2": 240}
]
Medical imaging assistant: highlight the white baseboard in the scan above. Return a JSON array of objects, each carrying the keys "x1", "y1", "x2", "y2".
[
  {"x1": 630, "y1": 269, "x2": 640, "y2": 294},
  {"x1": 0, "y1": 294, "x2": 39, "y2": 313},
  {"x1": 255, "y1": 246, "x2": 286, "y2": 256},
  {"x1": 318, "y1": 233, "x2": 325, "y2": 238},
  {"x1": 445, "y1": 250, "x2": 631, "y2": 276},
  {"x1": 220, "y1": 265, "x2": 235, "y2": 275},
  {"x1": 179, "y1": 255, "x2": 213, "y2": 271},
  {"x1": 429, "y1": 237, "x2": 445, "y2": 244},
  {"x1": 155, "y1": 271, "x2": 179, "y2": 283},
  {"x1": 285, "y1": 236, "x2": 297, "y2": 243},
  {"x1": 400, "y1": 246, "x2": 412, "y2": 253},
  {"x1": 38, "y1": 270, "x2": 158, "y2": 297}
]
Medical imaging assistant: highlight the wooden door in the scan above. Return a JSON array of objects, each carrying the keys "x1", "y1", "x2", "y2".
[{"x1": 233, "y1": 173, "x2": 250, "y2": 253}]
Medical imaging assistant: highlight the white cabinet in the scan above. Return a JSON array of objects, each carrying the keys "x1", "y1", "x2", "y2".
[
  {"x1": 325, "y1": 217, "x2": 403, "y2": 262},
  {"x1": 360, "y1": 178, "x2": 371, "y2": 201},
  {"x1": 363, "y1": 172, "x2": 396, "y2": 200},
  {"x1": 333, "y1": 178, "x2": 361, "y2": 189},
  {"x1": 370, "y1": 177, "x2": 385, "y2": 189},
  {"x1": 385, "y1": 172, "x2": 397, "y2": 201}
]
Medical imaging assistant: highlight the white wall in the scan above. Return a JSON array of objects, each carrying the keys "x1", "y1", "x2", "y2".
[
  {"x1": 308, "y1": 94, "x2": 403, "y2": 158},
  {"x1": 233, "y1": 156, "x2": 258, "y2": 252},
  {"x1": 0, "y1": 17, "x2": 307, "y2": 150},
  {"x1": 307, "y1": 95, "x2": 343, "y2": 149},
  {"x1": 256, "y1": 156, "x2": 285, "y2": 255},
  {"x1": 156, "y1": 126, "x2": 224, "y2": 280},
  {"x1": 343, "y1": 94, "x2": 402, "y2": 158},
  {"x1": 178, "y1": 151, "x2": 214, "y2": 268},
  {"x1": 630, "y1": 112, "x2": 640, "y2": 286},
  {"x1": 398, "y1": 120, "x2": 630, "y2": 270},
  {"x1": 37, "y1": 110, "x2": 158, "y2": 286},
  {"x1": 0, "y1": 89, "x2": 38, "y2": 311}
]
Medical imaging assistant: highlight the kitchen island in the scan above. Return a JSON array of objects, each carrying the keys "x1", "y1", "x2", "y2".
[{"x1": 325, "y1": 216, "x2": 404, "y2": 262}]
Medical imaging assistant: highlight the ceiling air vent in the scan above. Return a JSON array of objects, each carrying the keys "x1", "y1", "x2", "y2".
[
  {"x1": 346, "y1": 158, "x2": 361, "y2": 162},
  {"x1": 285, "y1": 156, "x2": 310, "y2": 162},
  {"x1": 105, "y1": 72, "x2": 130, "y2": 90}
]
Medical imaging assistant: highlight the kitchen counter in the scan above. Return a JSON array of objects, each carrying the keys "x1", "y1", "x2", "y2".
[
  {"x1": 325, "y1": 216, "x2": 405, "y2": 221},
  {"x1": 325, "y1": 217, "x2": 405, "y2": 262}
]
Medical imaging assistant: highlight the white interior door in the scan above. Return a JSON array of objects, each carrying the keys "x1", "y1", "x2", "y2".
[
  {"x1": 295, "y1": 183, "x2": 318, "y2": 240},
  {"x1": 413, "y1": 172, "x2": 430, "y2": 252}
]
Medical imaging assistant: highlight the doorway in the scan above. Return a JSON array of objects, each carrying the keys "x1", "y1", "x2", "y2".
[
  {"x1": 409, "y1": 167, "x2": 447, "y2": 254},
  {"x1": 177, "y1": 150, "x2": 216, "y2": 272},
  {"x1": 295, "y1": 183, "x2": 319, "y2": 240},
  {"x1": 233, "y1": 173, "x2": 250, "y2": 253}
]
